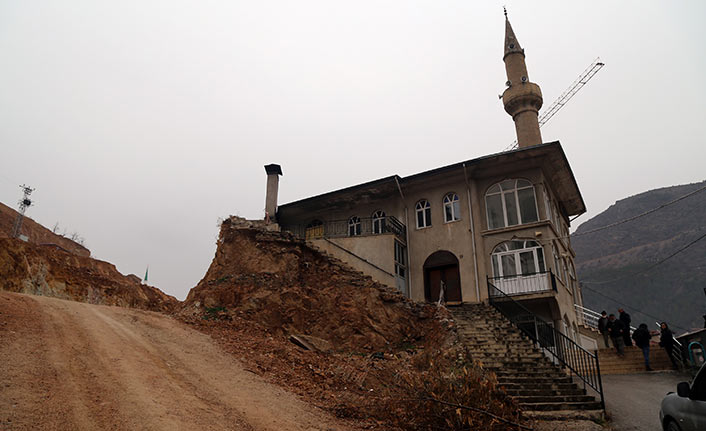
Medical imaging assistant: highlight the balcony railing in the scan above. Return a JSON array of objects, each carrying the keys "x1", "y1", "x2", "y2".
[
  {"x1": 487, "y1": 270, "x2": 557, "y2": 297},
  {"x1": 488, "y1": 281, "x2": 605, "y2": 410},
  {"x1": 287, "y1": 216, "x2": 406, "y2": 243}
]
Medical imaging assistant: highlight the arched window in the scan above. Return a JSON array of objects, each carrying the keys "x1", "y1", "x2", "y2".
[
  {"x1": 443, "y1": 193, "x2": 460, "y2": 222},
  {"x1": 491, "y1": 240, "x2": 545, "y2": 278},
  {"x1": 415, "y1": 200, "x2": 431, "y2": 228},
  {"x1": 372, "y1": 210, "x2": 386, "y2": 234},
  {"x1": 485, "y1": 179, "x2": 539, "y2": 229},
  {"x1": 348, "y1": 216, "x2": 361, "y2": 236}
]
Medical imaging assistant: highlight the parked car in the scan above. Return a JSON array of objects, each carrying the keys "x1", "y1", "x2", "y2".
[{"x1": 660, "y1": 363, "x2": 706, "y2": 430}]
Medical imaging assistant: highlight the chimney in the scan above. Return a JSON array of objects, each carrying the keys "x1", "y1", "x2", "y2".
[{"x1": 264, "y1": 164, "x2": 282, "y2": 222}]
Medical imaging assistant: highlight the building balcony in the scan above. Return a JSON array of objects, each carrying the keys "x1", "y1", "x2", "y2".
[
  {"x1": 288, "y1": 216, "x2": 406, "y2": 243},
  {"x1": 488, "y1": 270, "x2": 557, "y2": 297}
]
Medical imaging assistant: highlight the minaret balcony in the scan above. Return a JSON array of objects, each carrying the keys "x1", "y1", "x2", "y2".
[{"x1": 502, "y1": 82, "x2": 543, "y2": 115}]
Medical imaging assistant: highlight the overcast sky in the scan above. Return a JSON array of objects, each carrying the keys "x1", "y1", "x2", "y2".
[{"x1": 1, "y1": 1, "x2": 704, "y2": 300}]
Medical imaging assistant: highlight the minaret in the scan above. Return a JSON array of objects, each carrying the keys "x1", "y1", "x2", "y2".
[{"x1": 502, "y1": 9, "x2": 543, "y2": 148}]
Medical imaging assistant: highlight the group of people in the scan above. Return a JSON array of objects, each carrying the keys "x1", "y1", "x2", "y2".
[{"x1": 597, "y1": 308, "x2": 679, "y2": 371}]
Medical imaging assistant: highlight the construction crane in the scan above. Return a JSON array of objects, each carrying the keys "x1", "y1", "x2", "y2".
[{"x1": 503, "y1": 58, "x2": 605, "y2": 151}]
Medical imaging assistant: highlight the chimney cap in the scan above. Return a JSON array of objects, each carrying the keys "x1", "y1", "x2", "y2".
[{"x1": 264, "y1": 164, "x2": 283, "y2": 176}]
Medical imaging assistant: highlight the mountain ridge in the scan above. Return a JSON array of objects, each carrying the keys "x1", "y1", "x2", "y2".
[{"x1": 573, "y1": 180, "x2": 706, "y2": 332}]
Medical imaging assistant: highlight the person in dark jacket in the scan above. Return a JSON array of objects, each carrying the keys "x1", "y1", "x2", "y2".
[
  {"x1": 598, "y1": 311, "x2": 610, "y2": 348},
  {"x1": 660, "y1": 322, "x2": 680, "y2": 369},
  {"x1": 632, "y1": 323, "x2": 652, "y2": 371},
  {"x1": 607, "y1": 314, "x2": 625, "y2": 356},
  {"x1": 619, "y1": 308, "x2": 632, "y2": 346}
]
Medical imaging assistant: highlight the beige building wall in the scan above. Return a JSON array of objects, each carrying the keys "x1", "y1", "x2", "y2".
[
  {"x1": 403, "y1": 177, "x2": 480, "y2": 304},
  {"x1": 310, "y1": 235, "x2": 397, "y2": 289}
]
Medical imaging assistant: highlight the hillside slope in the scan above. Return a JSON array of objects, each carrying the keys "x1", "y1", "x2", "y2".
[
  {"x1": 0, "y1": 201, "x2": 90, "y2": 257},
  {"x1": 573, "y1": 180, "x2": 706, "y2": 332},
  {"x1": 0, "y1": 238, "x2": 177, "y2": 312}
]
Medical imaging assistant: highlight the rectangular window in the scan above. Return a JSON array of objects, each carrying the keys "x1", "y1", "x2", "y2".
[
  {"x1": 501, "y1": 254, "x2": 517, "y2": 277},
  {"x1": 394, "y1": 241, "x2": 407, "y2": 278},
  {"x1": 504, "y1": 191, "x2": 518, "y2": 226},
  {"x1": 519, "y1": 251, "x2": 536, "y2": 275},
  {"x1": 518, "y1": 188, "x2": 538, "y2": 223},
  {"x1": 486, "y1": 194, "x2": 504, "y2": 229}
]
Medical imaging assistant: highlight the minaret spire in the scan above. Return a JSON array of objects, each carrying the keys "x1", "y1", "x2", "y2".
[{"x1": 501, "y1": 11, "x2": 543, "y2": 148}]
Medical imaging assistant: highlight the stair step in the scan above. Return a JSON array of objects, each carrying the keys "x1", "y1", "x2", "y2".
[{"x1": 521, "y1": 401, "x2": 603, "y2": 411}]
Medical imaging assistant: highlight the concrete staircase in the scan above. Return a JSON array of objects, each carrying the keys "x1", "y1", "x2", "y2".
[
  {"x1": 598, "y1": 345, "x2": 675, "y2": 374},
  {"x1": 451, "y1": 303, "x2": 603, "y2": 418}
]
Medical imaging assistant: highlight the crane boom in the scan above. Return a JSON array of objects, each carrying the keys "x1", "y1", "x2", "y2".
[{"x1": 504, "y1": 58, "x2": 605, "y2": 151}]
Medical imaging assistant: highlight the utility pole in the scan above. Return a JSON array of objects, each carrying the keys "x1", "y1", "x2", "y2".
[{"x1": 11, "y1": 184, "x2": 35, "y2": 238}]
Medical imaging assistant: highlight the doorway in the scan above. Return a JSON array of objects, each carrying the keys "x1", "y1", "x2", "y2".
[{"x1": 423, "y1": 251, "x2": 462, "y2": 304}]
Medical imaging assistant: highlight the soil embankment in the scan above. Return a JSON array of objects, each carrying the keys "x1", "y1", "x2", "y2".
[{"x1": 0, "y1": 238, "x2": 177, "y2": 312}]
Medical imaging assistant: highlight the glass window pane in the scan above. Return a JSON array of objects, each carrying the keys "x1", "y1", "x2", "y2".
[
  {"x1": 504, "y1": 191, "x2": 518, "y2": 225},
  {"x1": 487, "y1": 184, "x2": 501, "y2": 194},
  {"x1": 452, "y1": 201, "x2": 460, "y2": 220},
  {"x1": 417, "y1": 210, "x2": 424, "y2": 228},
  {"x1": 519, "y1": 251, "x2": 536, "y2": 275},
  {"x1": 444, "y1": 204, "x2": 452, "y2": 222},
  {"x1": 425, "y1": 207, "x2": 431, "y2": 226},
  {"x1": 486, "y1": 194, "x2": 504, "y2": 228},
  {"x1": 537, "y1": 248, "x2": 545, "y2": 272},
  {"x1": 518, "y1": 188, "x2": 538, "y2": 223},
  {"x1": 500, "y1": 179, "x2": 515, "y2": 190},
  {"x1": 501, "y1": 254, "x2": 517, "y2": 277},
  {"x1": 517, "y1": 179, "x2": 532, "y2": 188},
  {"x1": 492, "y1": 255, "x2": 500, "y2": 277}
]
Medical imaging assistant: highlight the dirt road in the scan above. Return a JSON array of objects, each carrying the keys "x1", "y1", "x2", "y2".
[{"x1": 0, "y1": 292, "x2": 357, "y2": 431}]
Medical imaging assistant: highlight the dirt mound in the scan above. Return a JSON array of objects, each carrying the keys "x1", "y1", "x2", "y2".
[
  {"x1": 0, "y1": 201, "x2": 90, "y2": 257},
  {"x1": 0, "y1": 238, "x2": 177, "y2": 312},
  {"x1": 182, "y1": 217, "x2": 442, "y2": 352}
]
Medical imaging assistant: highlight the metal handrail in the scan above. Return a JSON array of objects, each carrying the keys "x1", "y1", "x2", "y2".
[
  {"x1": 287, "y1": 215, "x2": 406, "y2": 242},
  {"x1": 489, "y1": 281, "x2": 605, "y2": 410},
  {"x1": 655, "y1": 321, "x2": 684, "y2": 365},
  {"x1": 575, "y1": 303, "x2": 637, "y2": 333}
]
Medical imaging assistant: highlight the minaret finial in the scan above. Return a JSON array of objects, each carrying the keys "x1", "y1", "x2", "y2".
[{"x1": 503, "y1": 6, "x2": 507, "y2": 19}]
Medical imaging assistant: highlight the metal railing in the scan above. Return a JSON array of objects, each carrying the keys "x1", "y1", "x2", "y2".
[
  {"x1": 574, "y1": 304, "x2": 684, "y2": 365},
  {"x1": 287, "y1": 216, "x2": 406, "y2": 242},
  {"x1": 487, "y1": 270, "x2": 556, "y2": 296},
  {"x1": 654, "y1": 321, "x2": 684, "y2": 366},
  {"x1": 489, "y1": 282, "x2": 605, "y2": 410}
]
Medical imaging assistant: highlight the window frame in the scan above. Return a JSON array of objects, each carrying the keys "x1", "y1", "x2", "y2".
[
  {"x1": 491, "y1": 240, "x2": 546, "y2": 278},
  {"x1": 485, "y1": 179, "x2": 539, "y2": 230},
  {"x1": 443, "y1": 193, "x2": 461, "y2": 223},
  {"x1": 415, "y1": 199, "x2": 432, "y2": 229},
  {"x1": 372, "y1": 210, "x2": 386, "y2": 234},
  {"x1": 348, "y1": 216, "x2": 361, "y2": 236}
]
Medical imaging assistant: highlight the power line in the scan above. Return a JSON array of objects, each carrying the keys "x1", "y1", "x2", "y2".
[
  {"x1": 580, "y1": 283, "x2": 690, "y2": 333},
  {"x1": 581, "y1": 229, "x2": 706, "y2": 285},
  {"x1": 572, "y1": 183, "x2": 706, "y2": 238}
]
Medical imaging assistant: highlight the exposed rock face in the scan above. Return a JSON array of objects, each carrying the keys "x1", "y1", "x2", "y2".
[
  {"x1": 183, "y1": 216, "x2": 443, "y2": 351},
  {"x1": 0, "y1": 238, "x2": 177, "y2": 312},
  {"x1": 0, "y1": 202, "x2": 90, "y2": 257}
]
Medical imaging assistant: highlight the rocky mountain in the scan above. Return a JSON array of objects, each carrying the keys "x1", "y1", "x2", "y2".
[{"x1": 572, "y1": 180, "x2": 706, "y2": 333}]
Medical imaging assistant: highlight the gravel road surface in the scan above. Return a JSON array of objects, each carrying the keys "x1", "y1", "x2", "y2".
[{"x1": 0, "y1": 292, "x2": 358, "y2": 431}]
